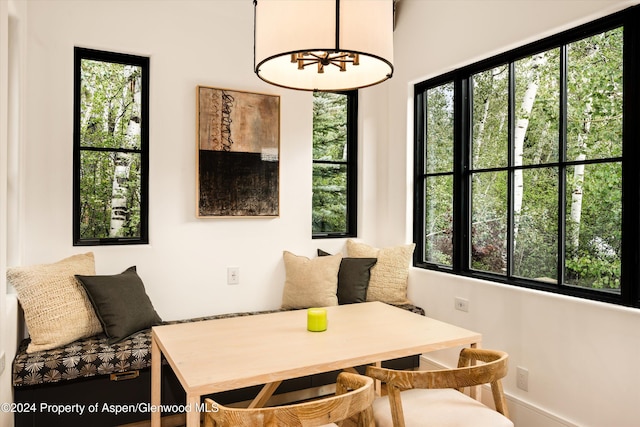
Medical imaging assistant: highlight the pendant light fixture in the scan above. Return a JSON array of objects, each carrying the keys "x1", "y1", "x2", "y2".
[{"x1": 253, "y1": 0, "x2": 394, "y2": 92}]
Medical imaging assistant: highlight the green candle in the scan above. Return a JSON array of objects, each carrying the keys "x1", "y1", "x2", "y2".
[{"x1": 307, "y1": 308, "x2": 327, "y2": 332}]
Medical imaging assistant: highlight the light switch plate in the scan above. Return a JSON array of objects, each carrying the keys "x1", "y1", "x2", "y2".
[
  {"x1": 517, "y1": 366, "x2": 529, "y2": 391},
  {"x1": 227, "y1": 267, "x2": 240, "y2": 285},
  {"x1": 454, "y1": 297, "x2": 469, "y2": 312}
]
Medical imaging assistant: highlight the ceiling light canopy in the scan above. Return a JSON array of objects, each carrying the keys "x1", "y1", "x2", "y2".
[{"x1": 254, "y1": 0, "x2": 394, "y2": 92}]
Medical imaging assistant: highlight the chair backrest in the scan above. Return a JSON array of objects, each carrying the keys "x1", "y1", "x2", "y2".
[
  {"x1": 203, "y1": 371, "x2": 375, "y2": 427},
  {"x1": 366, "y1": 348, "x2": 509, "y2": 420}
]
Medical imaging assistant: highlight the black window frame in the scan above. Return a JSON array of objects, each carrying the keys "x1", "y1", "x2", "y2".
[
  {"x1": 73, "y1": 47, "x2": 150, "y2": 246},
  {"x1": 413, "y1": 5, "x2": 640, "y2": 308},
  {"x1": 312, "y1": 90, "x2": 358, "y2": 239}
]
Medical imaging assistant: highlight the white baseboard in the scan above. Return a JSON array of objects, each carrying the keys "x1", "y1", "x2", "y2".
[{"x1": 419, "y1": 355, "x2": 579, "y2": 427}]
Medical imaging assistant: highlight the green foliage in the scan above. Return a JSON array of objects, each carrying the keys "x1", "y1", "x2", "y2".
[
  {"x1": 423, "y1": 83, "x2": 455, "y2": 264},
  {"x1": 566, "y1": 253, "x2": 621, "y2": 290},
  {"x1": 471, "y1": 218, "x2": 507, "y2": 273},
  {"x1": 425, "y1": 175, "x2": 453, "y2": 265},
  {"x1": 313, "y1": 93, "x2": 349, "y2": 233},
  {"x1": 472, "y1": 65, "x2": 508, "y2": 169},
  {"x1": 426, "y1": 82, "x2": 454, "y2": 173},
  {"x1": 565, "y1": 163, "x2": 621, "y2": 289},
  {"x1": 471, "y1": 171, "x2": 507, "y2": 274},
  {"x1": 567, "y1": 27, "x2": 623, "y2": 159},
  {"x1": 79, "y1": 59, "x2": 143, "y2": 239},
  {"x1": 313, "y1": 92, "x2": 347, "y2": 161}
]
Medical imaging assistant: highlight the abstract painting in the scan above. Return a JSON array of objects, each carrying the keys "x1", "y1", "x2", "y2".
[{"x1": 196, "y1": 86, "x2": 280, "y2": 217}]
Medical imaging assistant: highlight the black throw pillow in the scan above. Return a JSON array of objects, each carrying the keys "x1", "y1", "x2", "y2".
[
  {"x1": 318, "y1": 249, "x2": 377, "y2": 304},
  {"x1": 76, "y1": 266, "x2": 162, "y2": 343}
]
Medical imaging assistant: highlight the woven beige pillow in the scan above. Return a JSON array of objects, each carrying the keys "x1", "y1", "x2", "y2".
[
  {"x1": 281, "y1": 251, "x2": 342, "y2": 309},
  {"x1": 8, "y1": 252, "x2": 103, "y2": 353},
  {"x1": 346, "y1": 240, "x2": 416, "y2": 304}
]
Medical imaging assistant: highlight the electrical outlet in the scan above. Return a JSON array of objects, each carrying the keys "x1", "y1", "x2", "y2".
[
  {"x1": 0, "y1": 351, "x2": 5, "y2": 375},
  {"x1": 517, "y1": 366, "x2": 529, "y2": 391},
  {"x1": 227, "y1": 267, "x2": 240, "y2": 285},
  {"x1": 454, "y1": 297, "x2": 469, "y2": 312}
]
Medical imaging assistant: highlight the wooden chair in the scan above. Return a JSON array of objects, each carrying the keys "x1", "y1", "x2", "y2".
[
  {"x1": 366, "y1": 348, "x2": 513, "y2": 427},
  {"x1": 202, "y1": 371, "x2": 375, "y2": 427}
]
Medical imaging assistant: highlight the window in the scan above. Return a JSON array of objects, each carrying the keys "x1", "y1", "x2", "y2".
[
  {"x1": 73, "y1": 48, "x2": 149, "y2": 245},
  {"x1": 414, "y1": 6, "x2": 640, "y2": 307},
  {"x1": 312, "y1": 91, "x2": 358, "y2": 238}
]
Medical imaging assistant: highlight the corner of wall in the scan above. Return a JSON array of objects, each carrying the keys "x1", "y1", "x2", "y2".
[{"x1": 0, "y1": 296, "x2": 18, "y2": 427}]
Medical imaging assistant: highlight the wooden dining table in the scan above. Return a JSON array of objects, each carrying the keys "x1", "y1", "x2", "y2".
[{"x1": 150, "y1": 301, "x2": 481, "y2": 427}]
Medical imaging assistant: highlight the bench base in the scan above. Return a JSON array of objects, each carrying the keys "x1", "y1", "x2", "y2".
[{"x1": 13, "y1": 366, "x2": 184, "y2": 427}]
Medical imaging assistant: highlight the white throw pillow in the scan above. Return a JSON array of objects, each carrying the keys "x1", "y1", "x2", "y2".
[
  {"x1": 281, "y1": 251, "x2": 342, "y2": 309},
  {"x1": 346, "y1": 240, "x2": 415, "y2": 304},
  {"x1": 8, "y1": 253, "x2": 103, "y2": 353}
]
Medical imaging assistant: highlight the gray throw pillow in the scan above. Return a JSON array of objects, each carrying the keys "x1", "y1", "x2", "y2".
[
  {"x1": 318, "y1": 249, "x2": 377, "y2": 304},
  {"x1": 76, "y1": 266, "x2": 161, "y2": 344}
]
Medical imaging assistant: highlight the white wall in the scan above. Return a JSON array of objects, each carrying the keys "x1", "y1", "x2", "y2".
[
  {"x1": 393, "y1": 1, "x2": 640, "y2": 426},
  {"x1": 0, "y1": 0, "x2": 10, "y2": 424},
  {"x1": 1, "y1": 0, "x2": 26, "y2": 425}
]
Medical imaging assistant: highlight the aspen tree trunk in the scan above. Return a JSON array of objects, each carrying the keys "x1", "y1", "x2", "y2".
[
  {"x1": 81, "y1": 79, "x2": 95, "y2": 130},
  {"x1": 109, "y1": 154, "x2": 130, "y2": 237},
  {"x1": 569, "y1": 99, "x2": 592, "y2": 250},
  {"x1": 472, "y1": 67, "x2": 505, "y2": 167},
  {"x1": 513, "y1": 54, "x2": 547, "y2": 243},
  {"x1": 109, "y1": 67, "x2": 139, "y2": 237},
  {"x1": 473, "y1": 94, "x2": 491, "y2": 167}
]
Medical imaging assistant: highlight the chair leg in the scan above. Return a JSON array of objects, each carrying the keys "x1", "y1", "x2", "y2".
[
  {"x1": 338, "y1": 406, "x2": 375, "y2": 427},
  {"x1": 203, "y1": 413, "x2": 214, "y2": 427},
  {"x1": 363, "y1": 406, "x2": 375, "y2": 427},
  {"x1": 491, "y1": 380, "x2": 509, "y2": 419},
  {"x1": 387, "y1": 386, "x2": 406, "y2": 427}
]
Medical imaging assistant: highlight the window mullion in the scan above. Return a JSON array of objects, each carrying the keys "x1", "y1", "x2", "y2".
[
  {"x1": 558, "y1": 44, "x2": 568, "y2": 288},
  {"x1": 346, "y1": 91, "x2": 358, "y2": 237},
  {"x1": 506, "y1": 62, "x2": 515, "y2": 278},
  {"x1": 453, "y1": 77, "x2": 469, "y2": 272},
  {"x1": 79, "y1": 146, "x2": 143, "y2": 154},
  {"x1": 413, "y1": 88, "x2": 427, "y2": 265}
]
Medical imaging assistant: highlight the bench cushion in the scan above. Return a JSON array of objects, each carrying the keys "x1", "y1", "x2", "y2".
[{"x1": 12, "y1": 309, "x2": 279, "y2": 387}]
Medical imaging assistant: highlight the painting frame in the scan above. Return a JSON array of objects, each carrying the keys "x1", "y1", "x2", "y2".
[{"x1": 196, "y1": 85, "x2": 280, "y2": 218}]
